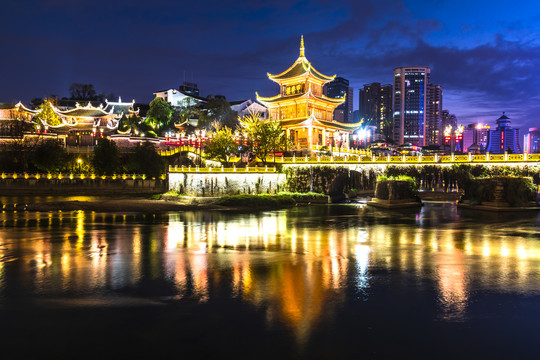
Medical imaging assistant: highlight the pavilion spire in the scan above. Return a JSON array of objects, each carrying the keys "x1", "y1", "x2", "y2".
[{"x1": 300, "y1": 35, "x2": 305, "y2": 57}]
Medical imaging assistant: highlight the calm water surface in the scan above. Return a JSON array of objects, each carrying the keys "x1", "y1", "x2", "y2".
[{"x1": 0, "y1": 203, "x2": 539, "y2": 359}]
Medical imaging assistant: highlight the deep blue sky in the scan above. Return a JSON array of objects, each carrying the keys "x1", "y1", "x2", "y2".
[{"x1": 1, "y1": 0, "x2": 540, "y2": 130}]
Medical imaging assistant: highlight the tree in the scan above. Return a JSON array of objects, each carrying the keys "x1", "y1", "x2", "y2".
[
  {"x1": 33, "y1": 140, "x2": 68, "y2": 173},
  {"x1": 118, "y1": 113, "x2": 150, "y2": 135},
  {"x1": 239, "y1": 114, "x2": 290, "y2": 164},
  {"x1": 92, "y1": 138, "x2": 121, "y2": 175},
  {"x1": 128, "y1": 142, "x2": 165, "y2": 178},
  {"x1": 197, "y1": 97, "x2": 237, "y2": 130},
  {"x1": 34, "y1": 99, "x2": 61, "y2": 126},
  {"x1": 203, "y1": 127, "x2": 238, "y2": 166},
  {"x1": 172, "y1": 97, "x2": 200, "y2": 125},
  {"x1": 69, "y1": 83, "x2": 97, "y2": 101},
  {"x1": 1, "y1": 107, "x2": 42, "y2": 172},
  {"x1": 146, "y1": 97, "x2": 174, "y2": 133}
]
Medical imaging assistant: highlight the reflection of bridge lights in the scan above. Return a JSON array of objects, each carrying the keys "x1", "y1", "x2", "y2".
[{"x1": 357, "y1": 229, "x2": 368, "y2": 243}]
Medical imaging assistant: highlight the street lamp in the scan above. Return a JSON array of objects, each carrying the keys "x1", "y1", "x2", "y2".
[{"x1": 77, "y1": 158, "x2": 82, "y2": 173}]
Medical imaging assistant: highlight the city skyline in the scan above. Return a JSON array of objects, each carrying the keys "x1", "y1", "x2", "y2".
[{"x1": 1, "y1": 0, "x2": 539, "y2": 131}]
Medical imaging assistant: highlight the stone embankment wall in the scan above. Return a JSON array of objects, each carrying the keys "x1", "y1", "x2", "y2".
[
  {"x1": 169, "y1": 172, "x2": 286, "y2": 196},
  {"x1": 0, "y1": 178, "x2": 167, "y2": 195}
]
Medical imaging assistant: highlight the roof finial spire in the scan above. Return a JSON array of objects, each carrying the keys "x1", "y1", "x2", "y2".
[{"x1": 300, "y1": 35, "x2": 305, "y2": 57}]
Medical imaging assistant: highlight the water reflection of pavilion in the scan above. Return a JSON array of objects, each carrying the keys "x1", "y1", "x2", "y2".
[{"x1": 1, "y1": 207, "x2": 539, "y2": 342}]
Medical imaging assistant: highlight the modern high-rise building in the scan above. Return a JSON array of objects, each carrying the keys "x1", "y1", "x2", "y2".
[
  {"x1": 426, "y1": 84, "x2": 443, "y2": 145},
  {"x1": 462, "y1": 123, "x2": 490, "y2": 153},
  {"x1": 485, "y1": 113, "x2": 522, "y2": 154},
  {"x1": 358, "y1": 82, "x2": 393, "y2": 141},
  {"x1": 441, "y1": 110, "x2": 457, "y2": 131},
  {"x1": 524, "y1": 128, "x2": 540, "y2": 153},
  {"x1": 324, "y1": 77, "x2": 353, "y2": 123},
  {"x1": 392, "y1": 66, "x2": 431, "y2": 146}
]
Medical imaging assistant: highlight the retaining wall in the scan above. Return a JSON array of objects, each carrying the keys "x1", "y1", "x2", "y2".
[
  {"x1": 0, "y1": 178, "x2": 167, "y2": 195},
  {"x1": 169, "y1": 172, "x2": 287, "y2": 196}
]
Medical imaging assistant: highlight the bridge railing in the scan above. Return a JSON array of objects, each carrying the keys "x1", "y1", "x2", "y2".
[
  {"x1": 239, "y1": 153, "x2": 540, "y2": 166},
  {"x1": 167, "y1": 152, "x2": 540, "y2": 170},
  {"x1": 0, "y1": 173, "x2": 167, "y2": 180},
  {"x1": 169, "y1": 166, "x2": 277, "y2": 173}
]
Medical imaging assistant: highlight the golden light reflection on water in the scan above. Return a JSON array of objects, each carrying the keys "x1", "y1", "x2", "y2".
[{"x1": 0, "y1": 206, "x2": 539, "y2": 341}]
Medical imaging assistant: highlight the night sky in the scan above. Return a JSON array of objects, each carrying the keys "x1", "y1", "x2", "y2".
[{"x1": 2, "y1": 0, "x2": 540, "y2": 130}]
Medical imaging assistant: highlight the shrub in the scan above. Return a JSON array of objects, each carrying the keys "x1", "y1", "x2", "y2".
[
  {"x1": 216, "y1": 194, "x2": 295, "y2": 208},
  {"x1": 375, "y1": 175, "x2": 418, "y2": 200},
  {"x1": 463, "y1": 176, "x2": 537, "y2": 206}
]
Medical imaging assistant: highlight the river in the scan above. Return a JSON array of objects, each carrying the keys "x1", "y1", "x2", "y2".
[{"x1": 0, "y1": 202, "x2": 539, "y2": 359}]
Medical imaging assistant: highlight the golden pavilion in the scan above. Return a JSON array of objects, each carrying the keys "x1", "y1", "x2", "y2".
[{"x1": 256, "y1": 36, "x2": 361, "y2": 152}]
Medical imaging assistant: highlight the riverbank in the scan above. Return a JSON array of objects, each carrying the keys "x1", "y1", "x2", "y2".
[
  {"x1": 3, "y1": 193, "x2": 328, "y2": 213},
  {"x1": 0, "y1": 191, "x2": 468, "y2": 213}
]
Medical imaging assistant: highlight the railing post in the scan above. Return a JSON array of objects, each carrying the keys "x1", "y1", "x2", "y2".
[
  {"x1": 486, "y1": 152, "x2": 490, "y2": 162},
  {"x1": 372, "y1": 154, "x2": 376, "y2": 163},
  {"x1": 524, "y1": 152, "x2": 528, "y2": 161},
  {"x1": 504, "y1": 151, "x2": 508, "y2": 162},
  {"x1": 387, "y1": 154, "x2": 390, "y2": 163},
  {"x1": 435, "y1": 154, "x2": 439, "y2": 163},
  {"x1": 402, "y1": 154, "x2": 405, "y2": 163},
  {"x1": 451, "y1": 153, "x2": 455, "y2": 162},
  {"x1": 468, "y1": 152, "x2": 472, "y2": 162},
  {"x1": 418, "y1": 154, "x2": 422, "y2": 163}
]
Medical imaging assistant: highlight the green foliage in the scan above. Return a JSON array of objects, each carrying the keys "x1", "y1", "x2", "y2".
[
  {"x1": 92, "y1": 138, "x2": 121, "y2": 175},
  {"x1": 35, "y1": 99, "x2": 61, "y2": 126},
  {"x1": 239, "y1": 114, "x2": 291, "y2": 164},
  {"x1": 377, "y1": 175, "x2": 419, "y2": 189},
  {"x1": 375, "y1": 176, "x2": 418, "y2": 200},
  {"x1": 173, "y1": 97, "x2": 200, "y2": 124},
  {"x1": 118, "y1": 114, "x2": 141, "y2": 134},
  {"x1": 127, "y1": 142, "x2": 166, "y2": 178},
  {"x1": 32, "y1": 140, "x2": 68, "y2": 173},
  {"x1": 464, "y1": 176, "x2": 537, "y2": 206},
  {"x1": 216, "y1": 194, "x2": 295, "y2": 208},
  {"x1": 204, "y1": 127, "x2": 238, "y2": 166},
  {"x1": 284, "y1": 166, "x2": 380, "y2": 194},
  {"x1": 146, "y1": 97, "x2": 174, "y2": 131},
  {"x1": 197, "y1": 97, "x2": 237, "y2": 129}
]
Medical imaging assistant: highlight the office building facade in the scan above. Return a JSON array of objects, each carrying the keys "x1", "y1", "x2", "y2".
[
  {"x1": 392, "y1": 66, "x2": 430, "y2": 146},
  {"x1": 359, "y1": 82, "x2": 393, "y2": 141},
  {"x1": 485, "y1": 113, "x2": 522, "y2": 154},
  {"x1": 324, "y1": 77, "x2": 353, "y2": 123},
  {"x1": 426, "y1": 84, "x2": 443, "y2": 146},
  {"x1": 524, "y1": 128, "x2": 540, "y2": 153}
]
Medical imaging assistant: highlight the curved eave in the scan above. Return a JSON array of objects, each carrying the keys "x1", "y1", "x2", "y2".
[
  {"x1": 116, "y1": 128, "x2": 132, "y2": 135},
  {"x1": 317, "y1": 119, "x2": 363, "y2": 132},
  {"x1": 309, "y1": 65, "x2": 336, "y2": 82},
  {"x1": 58, "y1": 109, "x2": 111, "y2": 117},
  {"x1": 315, "y1": 94, "x2": 346, "y2": 104},
  {"x1": 257, "y1": 91, "x2": 345, "y2": 109},
  {"x1": 16, "y1": 103, "x2": 38, "y2": 113},
  {"x1": 256, "y1": 91, "x2": 308, "y2": 106},
  {"x1": 280, "y1": 116, "x2": 362, "y2": 133},
  {"x1": 268, "y1": 57, "x2": 335, "y2": 84}
]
